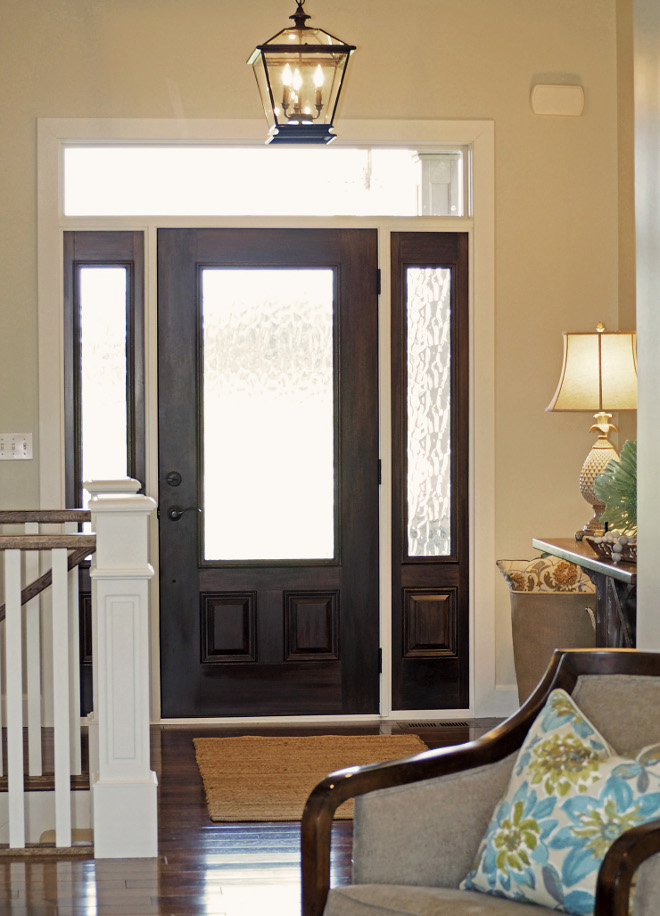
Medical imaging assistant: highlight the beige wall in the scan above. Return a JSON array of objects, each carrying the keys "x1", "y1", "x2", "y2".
[{"x1": 0, "y1": 0, "x2": 632, "y2": 690}]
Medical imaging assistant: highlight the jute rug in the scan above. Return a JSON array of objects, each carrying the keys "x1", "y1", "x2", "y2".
[{"x1": 193, "y1": 734, "x2": 428, "y2": 822}]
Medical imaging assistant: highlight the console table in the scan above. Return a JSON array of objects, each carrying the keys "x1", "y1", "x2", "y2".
[{"x1": 532, "y1": 537, "x2": 637, "y2": 648}]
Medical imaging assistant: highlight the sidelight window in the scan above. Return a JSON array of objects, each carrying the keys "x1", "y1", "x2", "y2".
[
  {"x1": 406, "y1": 267, "x2": 453, "y2": 557},
  {"x1": 78, "y1": 267, "x2": 129, "y2": 491},
  {"x1": 63, "y1": 232, "x2": 145, "y2": 508}
]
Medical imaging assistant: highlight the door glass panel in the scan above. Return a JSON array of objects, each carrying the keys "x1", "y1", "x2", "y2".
[
  {"x1": 201, "y1": 268, "x2": 335, "y2": 561},
  {"x1": 79, "y1": 266, "x2": 128, "y2": 504},
  {"x1": 406, "y1": 267, "x2": 452, "y2": 557}
]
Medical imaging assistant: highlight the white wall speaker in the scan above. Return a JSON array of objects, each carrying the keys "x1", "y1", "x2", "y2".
[{"x1": 530, "y1": 84, "x2": 585, "y2": 116}]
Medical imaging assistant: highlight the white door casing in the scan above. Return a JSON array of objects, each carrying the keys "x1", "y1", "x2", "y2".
[{"x1": 37, "y1": 117, "x2": 511, "y2": 721}]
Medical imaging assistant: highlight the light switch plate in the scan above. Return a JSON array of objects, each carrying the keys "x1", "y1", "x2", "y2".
[{"x1": 0, "y1": 433, "x2": 33, "y2": 460}]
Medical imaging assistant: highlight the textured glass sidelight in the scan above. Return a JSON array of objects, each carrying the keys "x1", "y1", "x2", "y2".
[
  {"x1": 79, "y1": 266, "x2": 128, "y2": 504},
  {"x1": 202, "y1": 268, "x2": 335, "y2": 561},
  {"x1": 406, "y1": 267, "x2": 452, "y2": 557}
]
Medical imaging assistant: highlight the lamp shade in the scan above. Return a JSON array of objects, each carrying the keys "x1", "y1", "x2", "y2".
[
  {"x1": 247, "y1": 1, "x2": 355, "y2": 144},
  {"x1": 546, "y1": 325, "x2": 637, "y2": 413}
]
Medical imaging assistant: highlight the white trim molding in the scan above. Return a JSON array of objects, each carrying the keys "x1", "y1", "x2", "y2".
[{"x1": 37, "y1": 117, "x2": 506, "y2": 720}]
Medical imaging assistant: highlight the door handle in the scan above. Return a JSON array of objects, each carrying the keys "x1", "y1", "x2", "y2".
[{"x1": 167, "y1": 506, "x2": 202, "y2": 522}]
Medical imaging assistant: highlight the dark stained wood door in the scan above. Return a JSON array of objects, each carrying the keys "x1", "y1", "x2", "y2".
[
  {"x1": 391, "y1": 232, "x2": 470, "y2": 709},
  {"x1": 157, "y1": 229, "x2": 379, "y2": 717}
]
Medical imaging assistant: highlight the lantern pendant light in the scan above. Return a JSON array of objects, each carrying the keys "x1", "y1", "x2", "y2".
[{"x1": 247, "y1": 0, "x2": 356, "y2": 144}]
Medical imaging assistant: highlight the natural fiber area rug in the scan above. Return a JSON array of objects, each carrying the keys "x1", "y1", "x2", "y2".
[{"x1": 193, "y1": 733, "x2": 428, "y2": 822}]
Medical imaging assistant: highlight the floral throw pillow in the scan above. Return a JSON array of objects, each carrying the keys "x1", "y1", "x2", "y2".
[
  {"x1": 460, "y1": 689, "x2": 660, "y2": 914},
  {"x1": 496, "y1": 557, "x2": 595, "y2": 594}
]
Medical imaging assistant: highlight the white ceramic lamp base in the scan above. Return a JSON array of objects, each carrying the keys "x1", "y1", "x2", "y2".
[{"x1": 575, "y1": 414, "x2": 619, "y2": 540}]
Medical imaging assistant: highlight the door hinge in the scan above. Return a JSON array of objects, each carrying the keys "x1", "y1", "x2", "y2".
[
  {"x1": 378, "y1": 647, "x2": 383, "y2": 673},
  {"x1": 378, "y1": 458, "x2": 382, "y2": 485},
  {"x1": 377, "y1": 268, "x2": 381, "y2": 296}
]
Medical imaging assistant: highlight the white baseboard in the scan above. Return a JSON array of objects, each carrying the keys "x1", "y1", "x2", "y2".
[{"x1": 474, "y1": 684, "x2": 519, "y2": 719}]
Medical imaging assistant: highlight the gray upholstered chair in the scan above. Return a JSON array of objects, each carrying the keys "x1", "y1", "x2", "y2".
[{"x1": 301, "y1": 649, "x2": 660, "y2": 916}]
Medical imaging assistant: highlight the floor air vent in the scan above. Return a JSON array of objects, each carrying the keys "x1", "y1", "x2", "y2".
[{"x1": 407, "y1": 721, "x2": 471, "y2": 728}]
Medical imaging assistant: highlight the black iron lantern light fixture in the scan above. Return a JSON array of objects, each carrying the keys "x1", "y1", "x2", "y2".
[{"x1": 247, "y1": 0, "x2": 356, "y2": 144}]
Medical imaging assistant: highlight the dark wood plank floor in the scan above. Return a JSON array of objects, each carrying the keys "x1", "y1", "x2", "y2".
[{"x1": 0, "y1": 719, "x2": 500, "y2": 915}]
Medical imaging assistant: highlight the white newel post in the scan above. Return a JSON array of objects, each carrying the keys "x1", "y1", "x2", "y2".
[{"x1": 87, "y1": 480, "x2": 158, "y2": 858}]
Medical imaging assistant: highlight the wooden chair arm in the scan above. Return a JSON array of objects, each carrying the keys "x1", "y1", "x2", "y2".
[{"x1": 594, "y1": 818, "x2": 660, "y2": 915}]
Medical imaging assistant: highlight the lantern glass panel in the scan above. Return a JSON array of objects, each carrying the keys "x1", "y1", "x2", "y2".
[
  {"x1": 264, "y1": 51, "x2": 347, "y2": 127},
  {"x1": 274, "y1": 25, "x2": 340, "y2": 46},
  {"x1": 252, "y1": 55, "x2": 276, "y2": 130}
]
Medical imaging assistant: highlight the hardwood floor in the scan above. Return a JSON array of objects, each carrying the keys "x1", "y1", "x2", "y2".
[{"x1": 0, "y1": 719, "x2": 500, "y2": 915}]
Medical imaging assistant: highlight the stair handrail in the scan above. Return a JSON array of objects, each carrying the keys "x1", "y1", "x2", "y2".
[
  {"x1": 0, "y1": 509, "x2": 94, "y2": 617},
  {"x1": 0, "y1": 539, "x2": 96, "y2": 620},
  {"x1": 0, "y1": 510, "x2": 91, "y2": 524}
]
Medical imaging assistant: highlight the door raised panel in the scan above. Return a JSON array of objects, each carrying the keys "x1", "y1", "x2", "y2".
[
  {"x1": 200, "y1": 592, "x2": 257, "y2": 664},
  {"x1": 403, "y1": 588, "x2": 457, "y2": 658},
  {"x1": 284, "y1": 591, "x2": 339, "y2": 660}
]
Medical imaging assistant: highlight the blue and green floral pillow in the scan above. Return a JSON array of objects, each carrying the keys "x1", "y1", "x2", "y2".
[{"x1": 460, "y1": 688, "x2": 660, "y2": 914}]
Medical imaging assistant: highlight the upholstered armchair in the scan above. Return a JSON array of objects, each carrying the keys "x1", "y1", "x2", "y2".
[{"x1": 302, "y1": 649, "x2": 660, "y2": 915}]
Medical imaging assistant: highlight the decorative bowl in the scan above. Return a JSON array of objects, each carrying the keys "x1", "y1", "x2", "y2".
[{"x1": 585, "y1": 536, "x2": 637, "y2": 565}]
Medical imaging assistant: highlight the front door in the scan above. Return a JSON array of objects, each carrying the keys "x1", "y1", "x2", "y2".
[{"x1": 157, "y1": 229, "x2": 380, "y2": 717}]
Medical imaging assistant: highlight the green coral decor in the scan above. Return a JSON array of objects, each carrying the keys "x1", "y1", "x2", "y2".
[{"x1": 593, "y1": 439, "x2": 637, "y2": 535}]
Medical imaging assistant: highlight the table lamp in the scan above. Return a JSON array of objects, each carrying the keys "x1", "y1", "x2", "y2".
[{"x1": 546, "y1": 322, "x2": 637, "y2": 540}]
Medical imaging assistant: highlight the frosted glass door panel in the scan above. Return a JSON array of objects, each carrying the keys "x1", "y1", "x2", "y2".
[
  {"x1": 79, "y1": 266, "x2": 128, "y2": 504},
  {"x1": 202, "y1": 269, "x2": 335, "y2": 561},
  {"x1": 407, "y1": 267, "x2": 452, "y2": 557}
]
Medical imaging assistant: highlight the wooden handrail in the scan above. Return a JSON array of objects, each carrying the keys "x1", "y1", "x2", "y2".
[
  {"x1": 0, "y1": 509, "x2": 91, "y2": 524},
  {"x1": 0, "y1": 541, "x2": 96, "y2": 621},
  {"x1": 0, "y1": 535, "x2": 96, "y2": 551}
]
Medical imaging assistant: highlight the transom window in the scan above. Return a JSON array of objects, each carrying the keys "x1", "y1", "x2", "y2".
[{"x1": 63, "y1": 146, "x2": 467, "y2": 217}]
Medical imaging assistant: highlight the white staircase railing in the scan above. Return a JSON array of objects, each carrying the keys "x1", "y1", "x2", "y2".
[{"x1": 0, "y1": 479, "x2": 157, "y2": 857}]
